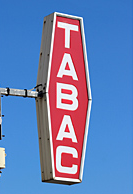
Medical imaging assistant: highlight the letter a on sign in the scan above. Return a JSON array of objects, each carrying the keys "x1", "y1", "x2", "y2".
[{"x1": 36, "y1": 12, "x2": 92, "y2": 185}]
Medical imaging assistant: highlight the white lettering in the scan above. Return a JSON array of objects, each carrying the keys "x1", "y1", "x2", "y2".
[
  {"x1": 57, "y1": 53, "x2": 78, "y2": 80},
  {"x1": 56, "y1": 115, "x2": 77, "y2": 142},
  {"x1": 56, "y1": 146, "x2": 78, "y2": 174},
  {"x1": 57, "y1": 22, "x2": 78, "y2": 48},
  {"x1": 57, "y1": 82, "x2": 78, "y2": 111}
]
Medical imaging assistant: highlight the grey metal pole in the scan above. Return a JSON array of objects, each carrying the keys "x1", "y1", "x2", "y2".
[
  {"x1": 0, "y1": 87, "x2": 39, "y2": 177},
  {"x1": 0, "y1": 88, "x2": 38, "y2": 98}
]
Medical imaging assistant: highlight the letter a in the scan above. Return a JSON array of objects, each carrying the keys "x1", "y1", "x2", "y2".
[
  {"x1": 56, "y1": 115, "x2": 77, "y2": 143},
  {"x1": 57, "y1": 53, "x2": 78, "y2": 80}
]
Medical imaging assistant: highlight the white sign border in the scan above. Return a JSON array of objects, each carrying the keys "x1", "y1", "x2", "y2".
[{"x1": 40, "y1": 12, "x2": 92, "y2": 184}]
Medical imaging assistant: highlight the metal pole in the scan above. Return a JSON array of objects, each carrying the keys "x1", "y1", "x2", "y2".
[
  {"x1": 0, "y1": 88, "x2": 38, "y2": 98},
  {"x1": 0, "y1": 87, "x2": 39, "y2": 178}
]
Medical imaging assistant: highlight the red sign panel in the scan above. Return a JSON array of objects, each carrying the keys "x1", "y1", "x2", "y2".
[
  {"x1": 36, "y1": 12, "x2": 92, "y2": 185},
  {"x1": 47, "y1": 14, "x2": 91, "y2": 182}
]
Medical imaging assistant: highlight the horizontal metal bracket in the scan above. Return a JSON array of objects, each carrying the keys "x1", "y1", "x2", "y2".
[{"x1": 0, "y1": 88, "x2": 38, "y2": 98}]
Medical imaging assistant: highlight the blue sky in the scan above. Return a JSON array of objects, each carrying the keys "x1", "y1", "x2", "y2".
[{"x1": 0, "y1": 0, "x2": 132, "y2": 194}]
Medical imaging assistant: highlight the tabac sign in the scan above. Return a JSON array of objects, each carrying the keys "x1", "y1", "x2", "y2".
[{"x1": 36, "y1": 12, "x2": 92, "y2": 185}]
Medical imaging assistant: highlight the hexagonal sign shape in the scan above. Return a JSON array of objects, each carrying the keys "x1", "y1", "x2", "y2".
[{"x1": 36, "y1": 12, "x2": 92, "y2": 185}]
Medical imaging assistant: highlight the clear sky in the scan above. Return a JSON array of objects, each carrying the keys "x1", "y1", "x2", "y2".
[{"x1": 0, "y1": 0, "x2": 132, "y2": 194}]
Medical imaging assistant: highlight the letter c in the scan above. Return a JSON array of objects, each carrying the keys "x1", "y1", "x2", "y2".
[{"x1": 56, "y1": 146, "x2": 78, "y2": 174}]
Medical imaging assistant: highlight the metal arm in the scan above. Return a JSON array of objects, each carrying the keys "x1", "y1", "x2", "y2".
[
  {"x1": 0, "y1": 88, "x2": 38, "y2": 98},
  {"x1": 0, "y1": 87, "x2": 40, "y2": 141},
  {"x1": 0, "y1": 87, "x2": 39, "y2": 176}
]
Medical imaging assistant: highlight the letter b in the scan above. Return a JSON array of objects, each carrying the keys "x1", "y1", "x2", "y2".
[{"x1": 56, "y1": 82, "x2": 78, "y2": 111}]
